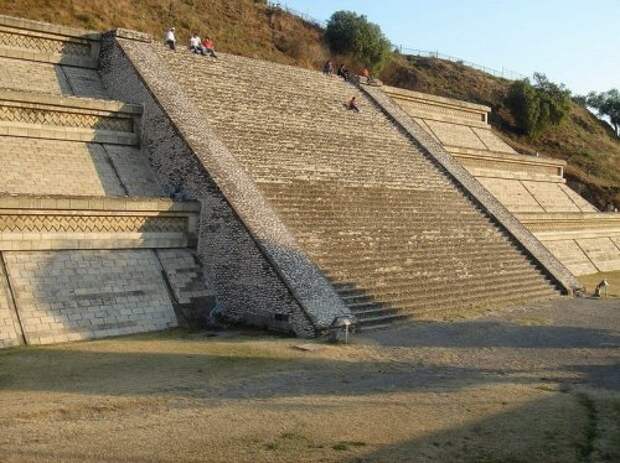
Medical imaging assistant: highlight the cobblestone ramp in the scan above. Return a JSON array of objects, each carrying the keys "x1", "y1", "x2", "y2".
[{"x1": 135, "y1": 45, "x2": 562, "y2": 329}]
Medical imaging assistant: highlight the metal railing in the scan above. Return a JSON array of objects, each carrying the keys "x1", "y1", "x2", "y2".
[
  {"x1": 396, "y1": 47, "x2": 527, "y2": 81},
  {"x1": 266, "y1": 1, "x2": 326, "y2": 28}
]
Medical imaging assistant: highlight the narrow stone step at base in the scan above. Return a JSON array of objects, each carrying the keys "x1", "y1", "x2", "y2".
[{"x1": 156, "y1": 249, "x2": 216, "y2": 329}]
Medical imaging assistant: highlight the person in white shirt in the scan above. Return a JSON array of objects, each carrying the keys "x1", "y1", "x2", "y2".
[
  {"x1": 189, "y1": 33, "x2": 205, "y2": 55},
  {"x1": 164, "y1": 27, "x2": 176, "y2": 50}
]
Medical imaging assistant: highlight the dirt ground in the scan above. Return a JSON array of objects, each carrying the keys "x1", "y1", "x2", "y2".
[{"x1": 1, "y1": 297, "x2": 619, "y2": 463}]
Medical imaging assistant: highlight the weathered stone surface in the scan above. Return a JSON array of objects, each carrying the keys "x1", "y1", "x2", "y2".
[
  {"x1": 156, "y1": 248, "x2": 216, "y2": 328},
  {"x1": 2, "y1": 249, "x2": 177, "y2": 344}
]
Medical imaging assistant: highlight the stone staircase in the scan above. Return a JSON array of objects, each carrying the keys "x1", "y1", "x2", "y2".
[
  {"x1": 0, "y1": 16, "x2": 212, "y2": 347},
  {"x1": 149, "y1": 46, "x2": 562, "y2": 330}
]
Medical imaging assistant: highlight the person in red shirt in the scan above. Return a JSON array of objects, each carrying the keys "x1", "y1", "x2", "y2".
[
  {"x1": 202, "y1": 36, "x2": 218, "y2": 58},
  {"x1": 347, "y1": 96, "x2": 360, "y2": 113}
]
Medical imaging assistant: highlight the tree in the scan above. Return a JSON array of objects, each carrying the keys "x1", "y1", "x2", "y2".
[
  {"x1": 325, "y1": 11, "x2": 391, "y2": 72},
  {"x1": 587, "y1": 89, "x2": 620, "y2": 136},
  {"x1": 507, "y1": 73, "x2": 571, "y2": 137}
]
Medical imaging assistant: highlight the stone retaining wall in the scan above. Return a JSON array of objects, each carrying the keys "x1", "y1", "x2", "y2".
[{"x1": 1, "y1": 249, "x2": 177, "y2": 345}]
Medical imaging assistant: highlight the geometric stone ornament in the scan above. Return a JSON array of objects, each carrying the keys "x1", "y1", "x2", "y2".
[{"x1": 0, "y1": 195, "x2": 201, "y2": 251}]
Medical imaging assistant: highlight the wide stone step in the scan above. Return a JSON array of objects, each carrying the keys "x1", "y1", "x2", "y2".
[
  {"x1": 289, "y1": 224, "x2": 501, "y2": 237},
  {"x1": 312, "y1": 243, "x2": 519, "y2": 267},
  {"x1": 320, "y1": 252, "x2": 534, "y2": 278},
  {"x1": 345, "y1": 275, "x2": 555, "y2": 313},
  {"x1": 337, "y1": 266, "x2": 552, "y2": 300},
  {"x1": 305, "y1": 238, "x2": 518, "y2": 259},
  {"x1": 325, "y1": 258, "x2": 544, "y2": 288},
  {"x1": 355, "y1": 287, "x2": 559, "y2": 329},
  {"x1": 339, "y1": 269, "x2": 552, "y2": 304}
]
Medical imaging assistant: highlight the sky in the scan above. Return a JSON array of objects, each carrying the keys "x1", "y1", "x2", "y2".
[{"x1": 281, "y1": 0, "x2": 618, "y2": 95}]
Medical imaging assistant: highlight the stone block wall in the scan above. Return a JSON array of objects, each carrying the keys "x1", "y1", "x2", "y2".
[
  {"x1": 1, "y1": 249, "x2": 177, "y2": 345},
  {"x1": 0, "y1": 90, "x2": 161, "y2": 197},
  {"x1": 0, "y1": 137, "x2": 126, "y2": 196},
  {"x1": 0, "y1": 57, "x2": 109, "y2": 99},
  {"x1": 383, "y1": 85, "x2": 620, "y2": 277},
  {"x1": 0, "y1": 15, "x2": 209, "y2": 347}
]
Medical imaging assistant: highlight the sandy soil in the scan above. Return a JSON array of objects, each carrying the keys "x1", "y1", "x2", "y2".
[{"x1": 0, "y1": 297, "x2": 619, "y2": 463}]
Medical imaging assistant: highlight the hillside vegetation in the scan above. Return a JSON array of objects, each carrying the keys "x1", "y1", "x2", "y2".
[{"x1": 2, "y1": 0, "x2": 619, "y2": 209}]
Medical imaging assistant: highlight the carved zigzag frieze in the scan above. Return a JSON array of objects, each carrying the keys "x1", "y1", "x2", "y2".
[
  {"x1": 0, "y1": 214, "x2": 187, "y2": 234},
  {"x1": 0, "y1": 30, "x2": 90, "y2": 56}
]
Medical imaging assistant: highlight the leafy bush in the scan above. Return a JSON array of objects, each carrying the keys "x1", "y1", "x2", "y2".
[
  {"x1": 507, "y1": 73, "x2": 571, "y2": 137},
  {"x1": 325, "y1": 10, "x2": 391, "y2": 72}
]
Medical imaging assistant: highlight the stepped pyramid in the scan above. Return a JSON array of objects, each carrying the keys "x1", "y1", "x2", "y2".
[
  {"x1": 0, "y1": 16, "x2": 212, "y2": 348},
  {"x1": 97, "y1": 27, "x2": 580, "y2": 334},
  {"x1": 0, "y1": 16, "x2": 583, "y2": 345}
]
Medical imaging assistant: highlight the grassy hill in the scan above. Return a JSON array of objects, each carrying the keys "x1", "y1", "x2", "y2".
[{"x1": 2, "y1": 0, "x2": 619, "y2": 209}]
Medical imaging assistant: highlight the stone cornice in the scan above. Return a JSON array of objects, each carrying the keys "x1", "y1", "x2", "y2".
[{"x1": 0, "y1": 194, "x2": 200, "y2": 251}]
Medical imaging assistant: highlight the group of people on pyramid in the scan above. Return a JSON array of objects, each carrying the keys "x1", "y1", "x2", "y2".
[
  {"x1": 163, "y1": 27, "x2": 361, "y2": 113},
  {"x1": 164, "y1": 27, "x2": 217, "y2": 58}
]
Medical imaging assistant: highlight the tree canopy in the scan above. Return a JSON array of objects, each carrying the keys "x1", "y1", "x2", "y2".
[
  {"x1": 586, "y1": 89, "x2": 620, "y2": 137},
  {"x1": 507, "y1": 73, "x2": 571, "y2": 137},
  {"x1": 325, "y1": 10, "x2": 391, "y2": 72}
]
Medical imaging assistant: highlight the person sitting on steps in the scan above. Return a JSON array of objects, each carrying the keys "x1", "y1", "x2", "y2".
[
  {"x1": 347, "y1": 96, "x2": 360, "y2": 113},
  {"x1": 323, "y1": 60, "x2": 333, "y2": 76},
  {"x1": 337, "y1": 64, "x2": 350, "y2": 81},
  {"x1": 189, "y1": 33, "x2": 205, "y2": 55},
  {"x1": 202, "y1": 36, "x2": 218, "y2": 58},
  {"x1": 164, "y1": 27, "x2": 176, "y2": 50}
]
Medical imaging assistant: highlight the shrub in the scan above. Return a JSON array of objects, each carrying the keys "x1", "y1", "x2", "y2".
[
  {"x1": 507, "y1": 73, "x2": 571, "y2": 137},
  {"x1": 325, "y1": 10, "x2": 391, "y2": 72}
]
